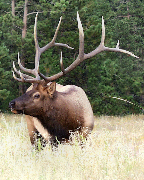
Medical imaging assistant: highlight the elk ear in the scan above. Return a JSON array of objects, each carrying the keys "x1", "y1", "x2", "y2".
[{"x1": 46, "y1": 82, "x2": 56, "y2": 98}]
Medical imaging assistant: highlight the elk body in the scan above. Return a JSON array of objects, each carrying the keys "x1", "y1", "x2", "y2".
[
  {"x1": 9, "y1": 12, "x2": 138, "y2": 148},
  {"x1": 10, "y1": 82, "x2": 94, "y2": 146}
]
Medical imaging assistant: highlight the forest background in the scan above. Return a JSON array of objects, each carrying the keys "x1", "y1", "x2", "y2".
[{"x1": 0, "y1": 0, "x2": 143, "y2": 115}]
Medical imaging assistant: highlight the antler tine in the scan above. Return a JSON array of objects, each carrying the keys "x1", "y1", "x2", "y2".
[
  {"x1": 13, "y1": 61, "x2": 19, "y2": 75},
  {"x1": 13, "y1": 52, "x2": 41, "y2": 83},
  {"x1": 104, "y1": 41, "x2": 139, "y2": 58},
  {"x1": 40, "y1": 16, "x2": 74, "y2": 54},
  {"x1": 19, "y1": 71, "x2": 25, "y2": 82},
  {"x1": 84, "y1": 16, "x2": 139, "y2": 59},
  {"x1": 13, "y1": 71, "x2": 21, "y2": 82},
  {"x1": 116, "y1": 40, "x2": 119, "y2": 49},
  {"x1": 17, "y1": 52, "x2": 36, "y2": 75},
  {"x1": 60, "y1": 51, "x2": 65, "y2": 74},
  {"x1": 33, "y1": 12, "x2": 41, "y2": 78},
  {"x1": 101, "y1": 16, "x2": 105, "y2": 46},
  {"x1": 13, "y1": 70, "x2": 41, "y2": 83},
  {"x1": 12, "y1": 70, "x2": 26, "y2": 82},
  {"x1": 52, "y1": 16, "x2": 62, "y2": 44},
  {"x1": 34, "y1": 12, "x2": 39, "y2": 50},
  {"x1": 77, "y1": 11, "x2": 84, "y2": 60},
  {"x1": 13, "y1": 61, "x2": 34, "y2": 79}
]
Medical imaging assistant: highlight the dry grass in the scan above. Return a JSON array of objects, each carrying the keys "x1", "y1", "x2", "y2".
[{"x1": 0, "y1": 113, "x2": 144, "y2": 180}]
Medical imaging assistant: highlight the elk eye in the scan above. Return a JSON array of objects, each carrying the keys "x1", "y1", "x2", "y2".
[{"x1": 34, "y1": 93, "x2": 40, "y2": 99}]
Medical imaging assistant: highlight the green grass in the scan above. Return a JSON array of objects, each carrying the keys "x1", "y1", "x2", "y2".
[{"x1": 0, "y1": 113, "x2": 144, "y2": 180}]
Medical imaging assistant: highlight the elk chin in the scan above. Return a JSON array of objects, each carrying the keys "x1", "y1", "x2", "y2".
[{"x1": 21, "y1": 108, "x2": 40, "y2": 117}]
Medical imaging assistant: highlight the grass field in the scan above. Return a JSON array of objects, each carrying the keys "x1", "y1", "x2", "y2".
[{"x1": 0, "y1": 113, "x2": 144, "y2": 180}]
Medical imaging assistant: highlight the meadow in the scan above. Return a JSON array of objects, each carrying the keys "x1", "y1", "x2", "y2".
[{"x1": 0, "y1": 113, "x2": 144, "y2": 180}]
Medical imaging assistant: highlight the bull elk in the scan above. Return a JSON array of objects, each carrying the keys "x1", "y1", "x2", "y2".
[{"x1": 9, "y1": 12, "x2": 138, "y2": 149}]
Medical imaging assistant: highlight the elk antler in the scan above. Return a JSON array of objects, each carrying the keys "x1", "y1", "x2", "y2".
[
  {"x1": 13, "y1": 12, "x2": 139, "y2": 83},
  {"x1": 39, "y1": 12, "x2": 139, "y2": 82},
  {"x1": 13, "y1": 13, "x2": 73, "y2": 83}
]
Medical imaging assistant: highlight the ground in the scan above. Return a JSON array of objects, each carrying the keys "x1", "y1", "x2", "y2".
[{"x1": 0, "y1": 113, "x2": 144, "y2": 180}]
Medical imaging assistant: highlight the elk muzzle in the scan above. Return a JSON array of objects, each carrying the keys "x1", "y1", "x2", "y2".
[{"x1": 9, "y1": 100, "x2": 23, "y2": 114}]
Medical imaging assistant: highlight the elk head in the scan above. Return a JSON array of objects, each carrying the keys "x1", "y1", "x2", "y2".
[
  {"x1": 9, "y1": 12, "x2": 138, "y2": 114},
  {"x1": 9, "y1": 81, "x2": 57, "y2": 116}
]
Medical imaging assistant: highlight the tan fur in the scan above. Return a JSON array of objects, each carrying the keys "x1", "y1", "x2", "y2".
[{"x1": 25, "y1": 116, "x2": 50, "y2": 144}]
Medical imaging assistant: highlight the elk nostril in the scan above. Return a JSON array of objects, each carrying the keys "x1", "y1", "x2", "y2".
[{"x1": 9, "y1": 101, "x2": 15, "y2": 108}]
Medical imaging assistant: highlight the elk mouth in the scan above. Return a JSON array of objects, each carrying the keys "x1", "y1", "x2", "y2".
[
  {"x1": 11, "y1": 109, "x2": 24, "y2": 114},
  {"x1": 10, "y1": 107, "x2": 24, "y2": 114}
]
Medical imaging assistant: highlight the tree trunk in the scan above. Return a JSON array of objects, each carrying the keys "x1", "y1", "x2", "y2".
[
  {"x1": 11, "y1": 0, "x2": 15, "y2": 17},
  {"x1": 22, "y1": 0, "x2": 28, "y2": 39},
  {"x1": 19, "y1": 0, "x2": 28, "y2": 95}
]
